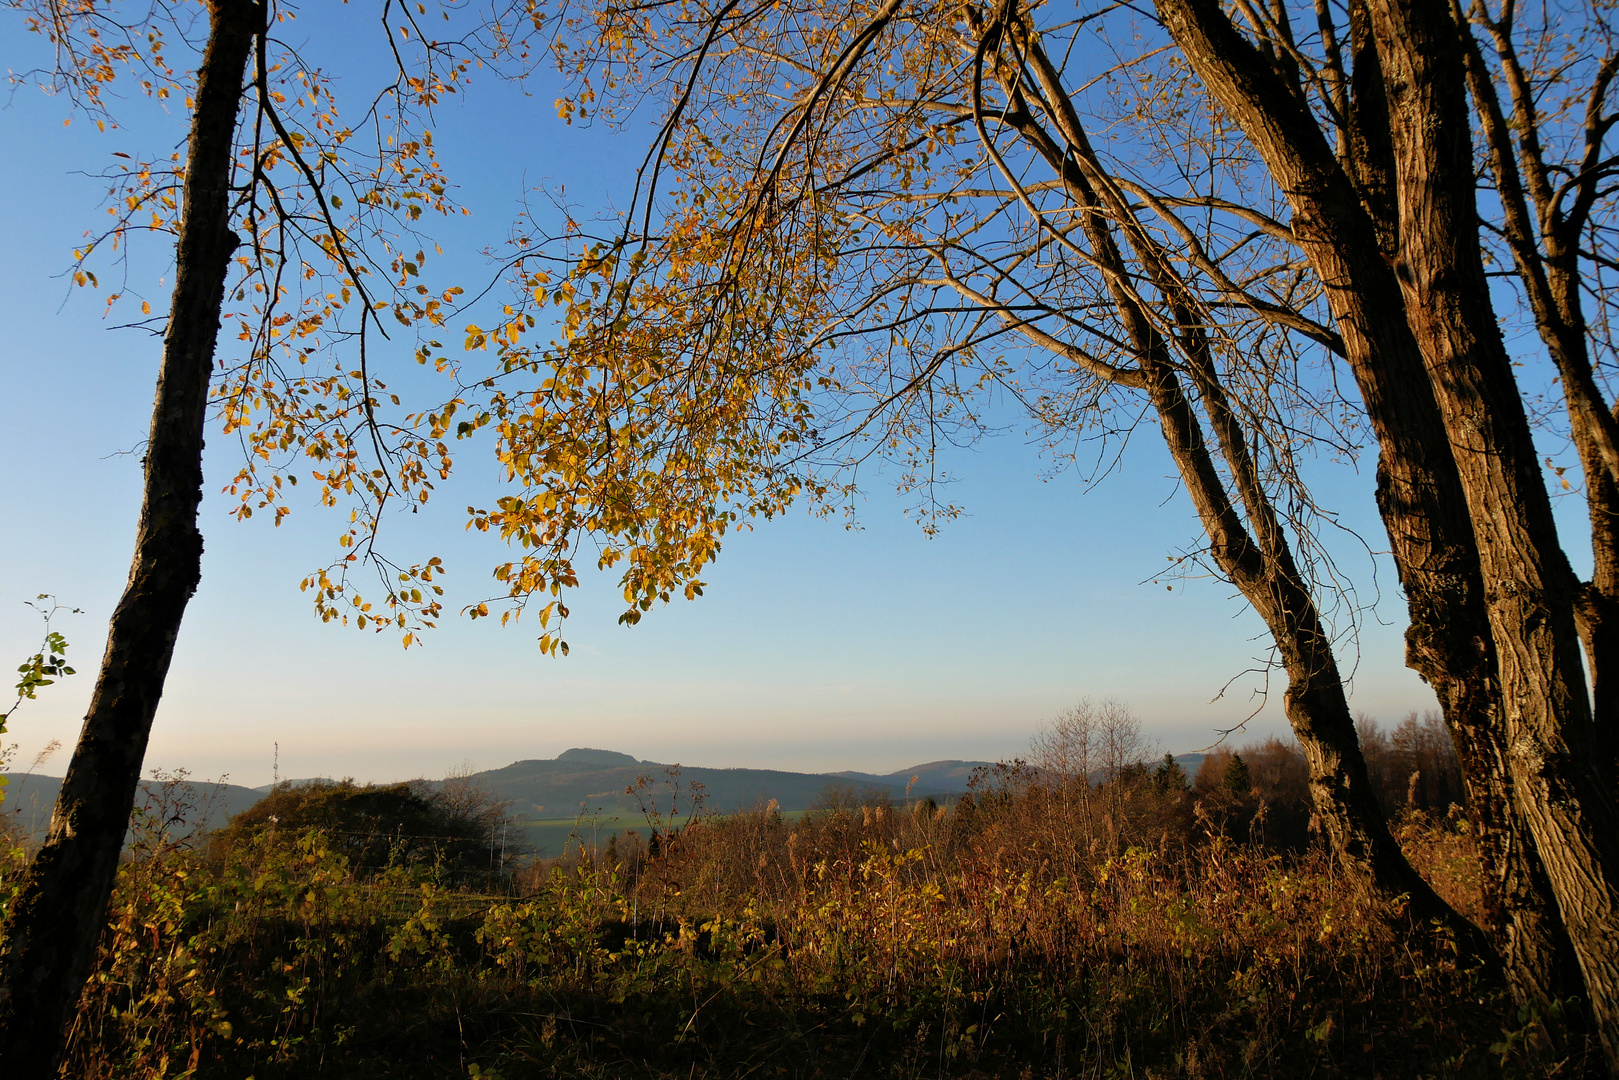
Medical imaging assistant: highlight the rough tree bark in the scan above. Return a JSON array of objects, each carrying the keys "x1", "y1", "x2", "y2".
[
  {"x1": 1343, "y1": 0, "x2": 1584, "y2": 1016},
  {"x1": 0, "y1": 2, "x2": 262, "y2": 1074},
  {"x1": 1458, "y1": 0, "x2": 1619, "y2": 771},
  {"x1": 1153, "y1": 0, "x2": 1587, "y2": 1030},
  {"x1": 1366, "y1": 0, "x2": 1619, "y2": 1062},
  {"x1": 1155, "y1": 0, "x2": 1619, "y2": 1063}
]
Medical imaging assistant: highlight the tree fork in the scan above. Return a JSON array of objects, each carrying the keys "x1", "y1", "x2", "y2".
[
  {"x1": 994, "y1": 17, "x2": 1491, "y2": 954},
  {"x1": 0, "y1": 2, "x2": 263, "y2": 1074},
  {"x1": 1154, "y1": 0, "x2": 1590, "y2": 1029}
]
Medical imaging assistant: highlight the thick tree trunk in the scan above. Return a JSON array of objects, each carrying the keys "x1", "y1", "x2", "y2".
[
  {"x1": 0, "y1": 3, "x2": 259, "y2": 1075},
  {"x1": 1579, "y1": 464, "x2": 1619, "y2": 765},
  {"x1": 1154, "y1": 0, "x2": 1585, "y2": 1021},
  {"x1": 1343, "y1": 1, "x2": 1583, "y2": 1015},
  {"x1": 1365, "y1": 0, "x2": 1619, "y2": 1064},
  {"x1": 971, "y1": 17, "x2": 1486, "y2": 946}
]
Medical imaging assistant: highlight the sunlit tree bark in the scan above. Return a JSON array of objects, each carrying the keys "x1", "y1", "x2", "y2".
[{"x1": 1156, "y1": 0, "x2": 1619, "y2": 1057}]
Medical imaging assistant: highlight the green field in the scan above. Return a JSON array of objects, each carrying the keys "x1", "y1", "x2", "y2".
[{"x1": 511, "y1": 809, "x2": 813, "y2": 857}]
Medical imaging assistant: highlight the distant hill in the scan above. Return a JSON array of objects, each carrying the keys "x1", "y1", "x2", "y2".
[
  {"x1": 1, "y1": 773, "x2": 264, "y2": 846},
  {"x1": 833, "y1": 759, "x2": 991, "y2": 795},
  {"x1": 1, "y1": 752, "x2": 992, "y2": 857},
  {"x1": 456, "y1": 750, "x2": 1221, "y2": 856},
  {"x1": 1172, "y1": 753, "x2": 1206, "y2": 777},
  {"x1": 557, "y1": 748, "x2": 642, "y2": 767},
  {"x1": 836, "y1": 755, "x2": 1209, "y2": 792},
  {"x1": 444, "y1": 749, "x2": 997, "y2": 857},
  {"x1": 460, "y1": 749, "x2": 992, "y2": 819}
]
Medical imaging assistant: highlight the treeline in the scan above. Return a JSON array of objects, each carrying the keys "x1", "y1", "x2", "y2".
[
  {"x1": 943, "y1": 703, "x2": 1465, "y2": 863},
  {"x1": 1183, "y1": 710, "x2": 1465, "y2": 848}
]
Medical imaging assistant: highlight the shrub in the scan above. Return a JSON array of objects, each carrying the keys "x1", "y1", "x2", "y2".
[{"x1": 210, "y1": 777, "x2": 518, "y2": 884}]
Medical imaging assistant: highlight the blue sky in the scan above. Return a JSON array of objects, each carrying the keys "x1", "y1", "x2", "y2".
[{"x1": 0, "y1": 5, "x2": 1451, "y2": 787}]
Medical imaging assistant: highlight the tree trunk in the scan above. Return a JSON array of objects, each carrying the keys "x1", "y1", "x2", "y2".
[
  {"x1": 1342, "y1": 0, "x2": 1585, "y2": 1017},
  {"x1": 1457, "y1": 3, "x2": 1619, "y2": 773},
  {"x1": 967, "y1": 15, "x2": 1487, "y2": 948},
  {"x1": 1578, "y1": 464, "x2": 1619, "y2": 768},
  {"x1": 0, "y1": 3, "x2": 260, "y2": 1075},
  {"x1": 1139, "y1": 347, "x2": 1482, "y2": 950},
  {"x1": 1154, "y1": 0, "x2": 1586, "y2": 1022},
  {"x1": 1365, "y1": 0, "x2": 1619, "y2": 1064}
]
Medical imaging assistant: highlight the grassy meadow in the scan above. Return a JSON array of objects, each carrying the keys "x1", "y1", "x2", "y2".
[{"x1": 0, "y1": 720, "x2": 1597, "y2": 1079}]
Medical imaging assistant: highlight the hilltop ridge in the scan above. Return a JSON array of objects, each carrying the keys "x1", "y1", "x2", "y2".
[
  {"x1": 457, "y1": 750, "x2": 992, "y2": 818},
  {"x1": 555, "y1": 748, "x2": 643, "y2": 767}
]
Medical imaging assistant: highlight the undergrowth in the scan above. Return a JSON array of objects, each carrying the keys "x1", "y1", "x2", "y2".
[{"x1": 0, "y1": 768, "x2": 1594, "y2": 1079}]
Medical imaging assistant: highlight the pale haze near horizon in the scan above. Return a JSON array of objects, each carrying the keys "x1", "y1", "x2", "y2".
[{"x1": 0, "y1": 9, "x2": 1459, "y2": 790}]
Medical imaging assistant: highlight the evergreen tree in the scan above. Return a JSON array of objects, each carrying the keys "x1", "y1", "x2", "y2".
[
  {"x1": 1153, "y1": 753, "x2": 1189, "y2": 795},
  {"x1": 1224, "y1": 754, "x2": 1252, "y2": 799}
]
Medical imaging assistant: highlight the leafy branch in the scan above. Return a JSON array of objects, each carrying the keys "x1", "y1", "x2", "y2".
[{"x1": 2, "y1": 595, "x2": 81, "y2": 807}]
